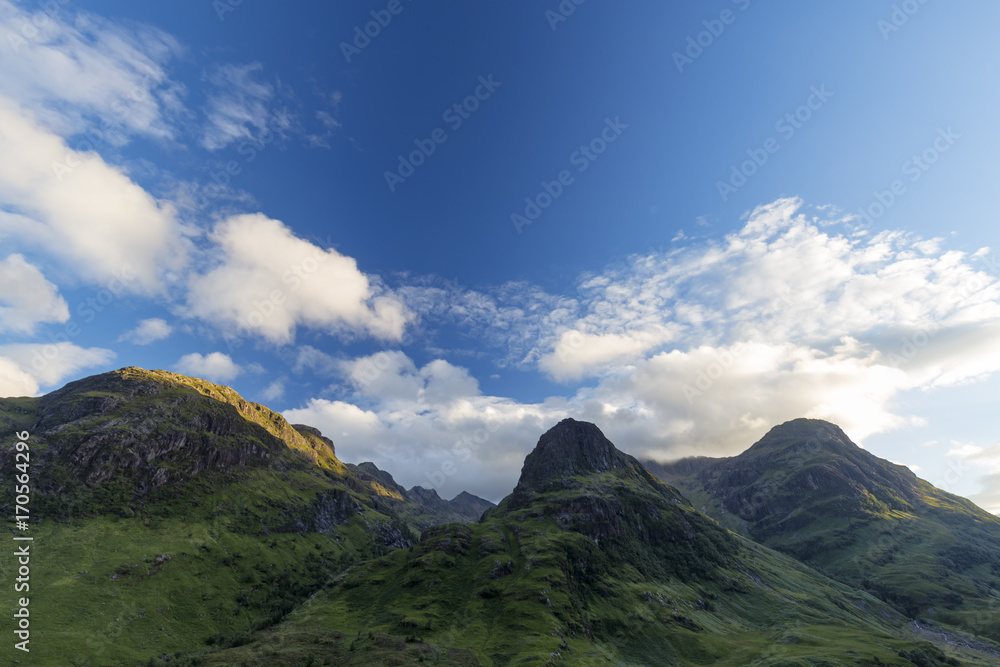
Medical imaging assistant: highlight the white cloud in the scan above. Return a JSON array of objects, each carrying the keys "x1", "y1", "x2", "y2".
[
  {"x1": 292, "y1": 345, "x2": 341, "y2": 376},
  {"x1": 119, "y1": 318, "x2": 172, "y2": 345},
  {"x1": 200, "y1": 62, "x2": 288, "y2": 151},
  {"x1": 186, "y1": 214, "x2": 410, "y2": 344},
  {"x1": 540, "y1": 326, "x2": 678, "y2": 382},
  {"x1": 0, "y1": 0, "x2": 185, "y2": 141},
  {"x1": 0, "y1": 96, "x2": 188, "y2": 293},
  {"x1": 288, "y1": 198, "x2": 1000, "y2": 499},
  {"x1": 285, "y1": 351, "x2": 560, "y2": 501},
  {"x1": 175, "y1": 352, "x2": 241, "y2": 383},
  {"x1": 0, "y1": 253, "x2": 68, "y2": 334},
  {"x1": 0, "y1": 356, "x2": 38, "y2": 397},
  {"x1": 260, "y1": 379, "x2": 285, "y2": 402},
  {"x1": 0, "y1": 342, "x2": 114, "y2": 396}
]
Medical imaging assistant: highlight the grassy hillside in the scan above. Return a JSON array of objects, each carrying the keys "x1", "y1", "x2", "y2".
[
  {"x1": 647, "y1": 418, "x2": 1000, "y2": 645},
  {"x1": 0, "y1": 368, "x2": 483, "y2": 665},
  {"x1": 193, "y1": 421, "x2": 991, "y2": 666}
]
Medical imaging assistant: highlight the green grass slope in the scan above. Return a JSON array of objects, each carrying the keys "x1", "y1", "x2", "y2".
[
  {"x1": 0, "y1": 367, "x2": 460, "y2": 665},
  {"x1": 646, "y1": 418, "x2": 1000, "y2": 645},
  {"x1": 194, "y1": 420, "x2": 989, "y2": 666}
]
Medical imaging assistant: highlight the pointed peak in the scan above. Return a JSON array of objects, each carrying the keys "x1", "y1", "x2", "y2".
[{"x1": 513, "y1": 419, "x2": 639, "y2": 493}]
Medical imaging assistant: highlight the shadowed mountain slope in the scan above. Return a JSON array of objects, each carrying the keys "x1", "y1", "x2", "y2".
[
  {"x1": 0, "y1": 367, "x2": 487, "y2": 665},
  {"x1": 196, "y1": 419, "x2": 992, "y2": 666},
  {"x1": 348, "y1": 461, "x2": 495, "y2": 530},
  {"x1": 646, "y1": 418, "x2": 1000, "y2": 643}
]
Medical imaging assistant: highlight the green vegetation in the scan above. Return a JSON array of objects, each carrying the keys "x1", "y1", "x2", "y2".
[
  {"x1": 194, "y1": 437, "x2": 994, "y2": 666},
  {"x1": 0, "y1": 367, "x2": 486, "y2": 665},
  {"x1": 650, "y1": 418, "x2": 1000, "y2": 647},
  {"x1": 4, "y1": 375, "x2": 999, "y2": 665}
]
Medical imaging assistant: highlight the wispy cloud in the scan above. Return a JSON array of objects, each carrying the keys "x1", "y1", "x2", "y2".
[
  {"x1": 0, "y1": 0, "x2": 185, "y2": 141},
  {"x1": 200, "y1": 62, "x2": 290, "y2": 151},
  {"x1": 288, "y1": 198, "x2": 1000, "y2": 498}
]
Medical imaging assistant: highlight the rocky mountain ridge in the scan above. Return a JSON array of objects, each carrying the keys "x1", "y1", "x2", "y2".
[{"x1": 646, "y1": 417, "x2": 1000, "y2": 643}]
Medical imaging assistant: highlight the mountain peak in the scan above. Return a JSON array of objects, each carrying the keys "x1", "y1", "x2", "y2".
[
  {"x1": 746, "y1": 418, "x2": 857, "y2": 455},
  {"x1": 513, "y1": 419, "x2": 639, "y2": 494}
]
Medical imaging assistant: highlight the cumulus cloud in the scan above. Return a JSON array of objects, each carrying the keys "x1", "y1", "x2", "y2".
[
  {"x1": 0, "y1": 356, "x2": 38, "y2": 397},
  {"x1": 0, "y1": 254, "x2": 68, "y2": 334},
  {"x1": 0, "y1": 96, "x2": 187, "y2": 292},
  {"x1": 186, "y1": 214, "x2": 410, "y2": 344},
  {"x1": 175, "y1": 352, "x2": 241, "y2": 382},
  {"x1": 514, "y1": 197, "x2": 1000, "y2": 459},
  {"x1": 119, "y1": 318, "x2": 172, "y2": 345},
  {"x1": 285, "y1": 351, "x2": 560, "y2": 501},
  {"x1": 0, "y1": 343, "x2": 114, "y2": 396},
  {"x1": 287, "y1": 198, "x2": 1000, "y2": 500}
]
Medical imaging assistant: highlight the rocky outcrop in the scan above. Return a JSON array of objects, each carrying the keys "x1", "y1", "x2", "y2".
[
  {"x1": 0, "y1": 367, "x2": 486, "y2": 538},
  {"x1": 347, "y1": 461, "x2": 495, "y2": 530},
  {"x1": 508, "y1": 418, "x2": 660, "y2": 508}
]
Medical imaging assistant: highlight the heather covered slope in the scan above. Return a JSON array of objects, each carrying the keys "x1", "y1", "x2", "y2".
[
  {"x1": 647, "y1": 418, "x2": 1000, "y2": 643},
  {"x1": 0, "y1": 368, "x2": 485, "y2": 665},
  {"x1": 196, "y1": 420, "x2": 985, "y2": 666}
]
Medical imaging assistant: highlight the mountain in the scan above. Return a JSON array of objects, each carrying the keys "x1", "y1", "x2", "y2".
[
  {"x1": 646, "y1": 418, "x2": 1000, "y2": 643},
  {"x1": 348, "y1": 461, "x2": 496, "y2": 529},
  {"x1": 195, "y1": 419, "x2": 988, "y2": 666},
  {"x1": 0, "y1": 367, "x2": 487, "y2": 665}
]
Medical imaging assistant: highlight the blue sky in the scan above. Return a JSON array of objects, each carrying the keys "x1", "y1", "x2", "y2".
[{"x1": 2, "y1": 0, "x2": 1000, "y2": 504}]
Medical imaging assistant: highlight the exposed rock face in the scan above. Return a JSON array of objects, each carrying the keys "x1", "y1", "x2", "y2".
[
  {"x1": 347, "y1": 461, "x2": 496, "y2": 529},
  {"x1": 0, "y1": 366, "x2": 485, "y2": 539},
  {"x1": 449, "y1": 490, "x2": 496, "y2": 520},
  {"x1": 496, "y1": 418, "x2": 733, "y2": 579},
  {"x1": 644, "y1": 417, "x2": 1000, "y2": 634},
  {"x1": 3, "y1": 369, "x2": 305, "y2": 503},
  {"x1": 667, "y1": 418, "x2": 923, "y2": 528},
  {"x1": 283, "y1": 489, "x2": 361, "y2": 533},
  {"x1": 350, "y1": 461, "x2": 408, "y2": 497},
  {"x1": 509, "y1": 418, "x2": 658, "y2": 505},
  {"x1": 292, "y1": 423, "x2": 336, "y2": 458}
]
